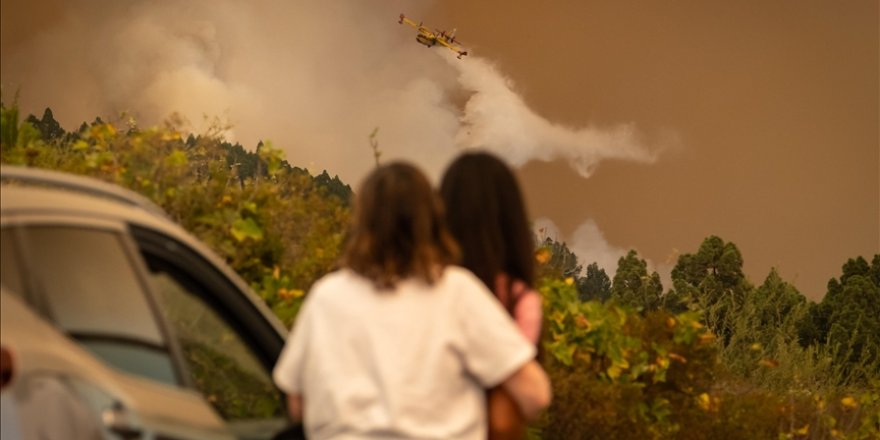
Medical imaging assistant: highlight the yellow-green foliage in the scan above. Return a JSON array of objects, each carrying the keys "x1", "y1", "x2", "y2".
[
  {"x1": 535, "y1": 277, "x2": 880, "y2": 439},
  {"x1": 0, "y1": 106, "x2": 350, "y2": 327},
  {"x1": 539, "y1": 278, "x2": 718, "y2": 439}
]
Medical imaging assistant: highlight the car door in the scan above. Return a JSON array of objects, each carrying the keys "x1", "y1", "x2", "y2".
[
  {"x1": 130, "y1": 225, "x2": 299, "y2": 439},
  {"x1": 1, "y1": 218, "x2": 239, "y2": 439}
]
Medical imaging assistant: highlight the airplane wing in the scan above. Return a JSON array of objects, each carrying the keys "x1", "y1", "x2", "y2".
[
  {"x1": 398, "y1": 14, "x2": 424, "y2": 31},
  {"x1": 437, "y1": 37, "x2": 465, "y2": 50},
  {"x1": 436, "y1": 38, "x2": 457, "y2": 50},
  {"x1": 437, "y1": 38, "x2": 468, "y2": 58}
]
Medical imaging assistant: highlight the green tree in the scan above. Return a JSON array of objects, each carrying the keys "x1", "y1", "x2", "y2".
[
  {"x1": 798, "y1": 301, "x2": 831, "y2": 349},
  {"x1": 536, "y1": 237, "x2": 583, "y2": 281},
  {"x1": 610, "y1": 250, "x2": 663, "y2": 312},
  {"x1": 796, "y1": 256, "x2": 880, "y2": 386},
  {"x1": 799, "y1": 257, "x2": 878, "y2": 346},
  {"x1": 669, "y1": 236, "x2": 751, "y2": 344},
  {"x1": 749, "y1": 269, "x2": 807, "y2": 348},
  {"x1": 826, "y1": 275, "x2": 880, "y2": 372},
  {"x1": 825, "y1": 259, "x2": 880, "y2": 383},
  {"x1": 0, "y1": 99, "x2": 20, "y2": 147},
  {"x1": 314, "y1": 170, "x2": 353, "y2": 204},
  {"x1": 25, "y1": 107, "x2": 65, "y2": 141},
  {"x1": 577, "y1": 262, "x2": 612, "y2": 302},
  {"x1": 721, "y1": 268, "x2": 809, "y2": 386}
]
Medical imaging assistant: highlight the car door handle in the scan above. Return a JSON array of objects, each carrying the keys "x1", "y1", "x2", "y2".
[{"x1": 102, "y1": 401, "x2": 143, "y2": 439}]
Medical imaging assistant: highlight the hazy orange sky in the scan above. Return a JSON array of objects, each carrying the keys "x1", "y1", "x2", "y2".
[
  {"x1": 430, "y1": 1, "x2": 878, "y2": 300},
  {"x1": 2, "y1": 0, "x2": 876, "y2": 300}
]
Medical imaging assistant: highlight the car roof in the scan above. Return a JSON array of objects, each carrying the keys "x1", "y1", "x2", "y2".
[
  {"x1": 1, "y1": 165, "x2": 167, "y2": 217},
  {"x1": 0, "y1": 165, "x2": 289, "y2": 338}
]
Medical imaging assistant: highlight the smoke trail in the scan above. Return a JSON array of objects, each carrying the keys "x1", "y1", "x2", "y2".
[{"x1": 451, "y1": 55, "x2": 658, "y2": 178}]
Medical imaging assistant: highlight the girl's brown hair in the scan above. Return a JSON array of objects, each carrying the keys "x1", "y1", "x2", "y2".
[
  {"x1": 341, "y1": 162, "x2": 460, "y2": 289},
  {"x1": 440, "y1": 152, "x2": 535, "y2": 296}
]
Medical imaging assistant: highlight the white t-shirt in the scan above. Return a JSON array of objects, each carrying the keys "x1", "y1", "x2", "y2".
[{"x1": 273, "y1": 266, "x2": 536, "y2": 440}]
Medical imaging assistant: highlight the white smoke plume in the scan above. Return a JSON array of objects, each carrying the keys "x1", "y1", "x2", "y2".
[
  {"x1": 1, "y1": 0, "x2": 660, "y2": 185},
  {"x1": 534, "y1": 217, "x2": 674, "y2": 289},
  {"x1": 534, "y1": 217, "x2": 628, "y2": 276},
  {"x1": 453, "y1": 55, "x2": 658, "y2": 177}
]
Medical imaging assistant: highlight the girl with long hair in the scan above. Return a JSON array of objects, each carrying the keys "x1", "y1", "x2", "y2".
[
  {"x1": 440, "y1": 152, "x2": 543, "y2": 440},
  {"x1": 274, "y1": 162, "x2": 550, "y2": 440}
]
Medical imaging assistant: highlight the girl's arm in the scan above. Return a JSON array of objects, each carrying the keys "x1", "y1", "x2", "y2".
[{"x1": 514, "y1": 289, "x2": 542, "y2": 344}]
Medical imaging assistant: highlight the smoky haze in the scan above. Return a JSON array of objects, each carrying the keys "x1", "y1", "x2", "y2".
[
  {"x1": 429, "y1": 0, "x2": 878, "y2": 300},
  {"x1": 1, "y1": 0, "x2": 668, "y2": 281},
  {"x1": 0, "y1": 0, "x2": 662, "y2": 185},
  {"x1": 4, "y1": 0, "x2": 876, "y2": 300}
]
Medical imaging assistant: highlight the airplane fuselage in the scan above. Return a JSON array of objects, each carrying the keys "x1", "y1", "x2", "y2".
[{"x1": 416, "y1": 33, "x2": 437, "y2": 47}]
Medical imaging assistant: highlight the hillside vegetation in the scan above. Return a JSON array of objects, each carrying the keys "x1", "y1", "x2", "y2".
[
  {"x1": 2, "y1": 102, "x2": 877, "y2": 439},
  {"x1": 1, "y1": 104, "x2": 351, "y2": 325}
]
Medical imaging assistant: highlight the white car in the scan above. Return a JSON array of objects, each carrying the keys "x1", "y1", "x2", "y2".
[{"x1": 0, "y1": 166, "x2": 301, "y2": 440}]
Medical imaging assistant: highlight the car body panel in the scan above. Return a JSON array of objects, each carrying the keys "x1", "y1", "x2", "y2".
[{"x1": 1, "y1": 289, "x2": 235, "y2": 439}]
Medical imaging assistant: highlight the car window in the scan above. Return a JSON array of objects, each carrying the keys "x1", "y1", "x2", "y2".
[
  {"x1": 19, "y1": 226, "x2": 178, "y2": 385},
  {"x1": 143, "y1": 254, "x2": 283, "y2": 421}
]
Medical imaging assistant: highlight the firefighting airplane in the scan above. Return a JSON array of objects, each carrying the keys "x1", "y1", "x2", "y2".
[{"x1": 398, "y1": 13, "x2": 468, "y2": 59}]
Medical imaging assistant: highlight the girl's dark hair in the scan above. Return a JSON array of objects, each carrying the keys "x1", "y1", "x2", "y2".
[
  {"x1": 440, "y1": 152, "x2": 535, "y2": 292},
  {"x1": 342, "y1": 162, "x2": 460, "y2": 289}
]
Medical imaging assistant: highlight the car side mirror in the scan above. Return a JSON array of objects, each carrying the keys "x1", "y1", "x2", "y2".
[{"x1": 102, "y1": 401, "x2": 142, "y2": 439}]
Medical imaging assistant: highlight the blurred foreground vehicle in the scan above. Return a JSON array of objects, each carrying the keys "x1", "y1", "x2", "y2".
[{"x1": 0, "y1": 166, "x2": 302, "y2": 439}]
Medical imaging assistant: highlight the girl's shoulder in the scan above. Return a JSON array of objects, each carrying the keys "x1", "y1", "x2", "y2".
[
  {"x1": 307, "y1": 269, "x2": 375, "y2": 303},
  {"x1": 441, "y1": 265, "x2": 487, "y2": 290}
]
